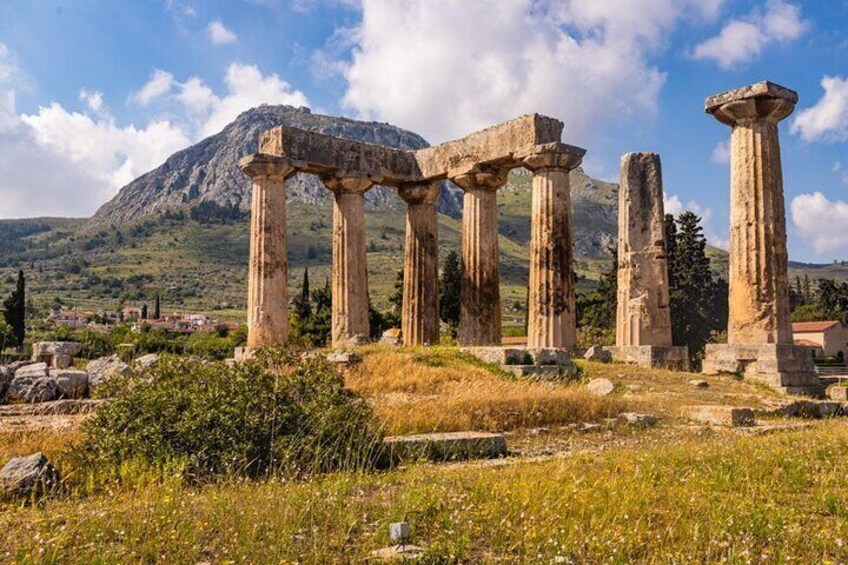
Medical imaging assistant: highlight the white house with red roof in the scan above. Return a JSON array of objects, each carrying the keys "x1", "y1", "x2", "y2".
[{"x1": 792, "y1": 321, "x2": 848, "y2": 361}]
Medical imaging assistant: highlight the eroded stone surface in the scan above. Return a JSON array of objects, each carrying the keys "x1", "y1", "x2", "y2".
[
  {"x1": 87, "y1": 356, "x2": 131, "y2": 390},
  {"x1": 684, "y1": 405, "x2": 756, "y2": 427},
  {"x1": 0, "y1": 452, "x2": 60, "y2": 500},
  {"x1": 615, "y1": 153, "x2": 673, "y2": 348},
  {"x1": 50, "y1": 368, "x2": 88, "y2": 399},
  {"x1": 607, "y1": 345, "x2": 690, "y2": 371},
  {"x1": 586, "y1": 378, "x2": 615, "y2": 396},
  {"x1": 31, "y1": 342, "x2": 82, "y2": 369}
]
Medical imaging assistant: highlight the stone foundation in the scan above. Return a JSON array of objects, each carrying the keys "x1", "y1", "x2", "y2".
[
  {"x1": 607, "y1": 345, "x2": 690, "y2": 371},
  {"x1": 702, "y1": 343, "x2": 824, "y2": 397},
  {"x1": 460, "y1": 346, "x2": 576, "y2": 379}
]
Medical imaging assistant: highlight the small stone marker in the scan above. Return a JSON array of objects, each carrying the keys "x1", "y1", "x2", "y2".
[
  {"x1": 684, "y1": 405, "x2": 756, "y2": 427},
  {"x1": 584, "y1": 346, "x2": 612, "y2": 363},
  {"x1": 0, "y1": 453, "x2": 60, "y2": 500},
  {"x1": 586, "y1": 378, "x2": 615, "y2": 396},
  {"x1": 389, "y1": 522, "x2": 410, "y2": 544}
]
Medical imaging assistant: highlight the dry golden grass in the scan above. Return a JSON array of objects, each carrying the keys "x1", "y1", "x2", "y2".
[{"x1": 345, "y1": 346, "x2": 623, "y2": 435}]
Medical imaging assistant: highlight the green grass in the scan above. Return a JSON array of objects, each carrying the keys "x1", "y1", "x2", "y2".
[{"x1": 2, "y1": 424, "x2": 847, "y2": 562}]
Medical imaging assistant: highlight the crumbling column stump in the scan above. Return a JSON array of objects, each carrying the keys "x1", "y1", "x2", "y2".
[
  {"x1": 701, "y1": 82, "x2": 822, "y2": 396},
  {"x1": 610, "y1": 152, "x2": 688, "y2": 370}
]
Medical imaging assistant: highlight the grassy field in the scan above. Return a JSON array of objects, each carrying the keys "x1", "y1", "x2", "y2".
[{"x1": 3, "y1": 350, "x2": 845, "y2": 562}]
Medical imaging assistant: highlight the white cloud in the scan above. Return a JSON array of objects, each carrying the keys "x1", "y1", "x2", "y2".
[
  {"x1": 333, "y1": 0, "x2": 720, "y2": 145},
  {"x1": 131, "y1": 69, "x2": 175, "y2": 105},
  {"x1": 663, "y1": 192, "x2": 728, "y2": 249},
  {"x1": 710, "y1": 139, "x2": 730, "y2": 165},
  {"x1": 791, "y1": 76, "x2": 848, "y2": 142},
  {"x1": 791, "y1": 192, "x2": 848, "y2": 253},
  {"x1": 207, "y1": 20, "x2": 238, "y2": 45},
  {"x1": 692, "y1": 0, "x2": 807, "y2": 69},
  {"x1": 79, "y1": 89, "x2": 104, "y2": 113}
]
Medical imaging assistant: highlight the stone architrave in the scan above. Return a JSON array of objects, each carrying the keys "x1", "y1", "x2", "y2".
[
  {"x1": 451, "y1": 167, "x2": 509, "y2": 346},
  {"x1": 240, "y1": 154, "x2": 296, "y2": 349},
  {"x1": 398, "y1": 182, "x2": 441, "y2": 346},
  {"x1": 615, "y1": 152, "x2": 672, "y2": 348},
  {"x1": 322, "y1": 175, "x2": 374, "y2": 347},
  {"x1": 521, "y1": 143, "x2": 585, "y2": 350},
  {"x1": 702, "y1": 81, "x2": 821, "y2": 396}
]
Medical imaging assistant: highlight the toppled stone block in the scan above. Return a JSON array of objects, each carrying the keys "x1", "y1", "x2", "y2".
[
  {"x1": 326, "y1": 350, "x2": 362, "y2": 365},
  {"x1": 689, "y1": 379, "x2": 710, "y2": 388},
  {"x1": 778, "y1": 400, "x2": 843, "y2": 419},
  {"x1": 828, "y1": 386, "x2": 848, "y2": 401},
  {"x1": 586, "y1": 378, "x2": 615, "y2": 396},
  {"x1": 0, "y1": 452, "x2": 60, "y2": 500},
  {"x1": 8, "y1": 363, "x2": 57, "y2": 403},
  {"x1": 382, "y1": 431, "x2": 506, "y2": 465},
  {"x1": 618, "y1": 412, "x2": 659, "y2": 427},
  {"x1": 380, "y1": 328, "x2": 402, "y2": 346},
  {"x1": 607, "y1": 345, "x2": 690, "y2": 371},
  {"x1": 684, "y1": 405, "x2": 756, "y2": 427},
  {"x1": 87, "y1": 356, "x2": 131, "y2": 390},
  {"x1": 134, "y1": 353, "x2": 160, "y2": 370},
  {"x1": 584, "y1": 346, "x2": 612, "y2": 363},
  {"x1": 50, "y1": 368, "x2": 89, "y2": 399},
  {"x1": 31, "y1": 341, "x2": 82, "y2": 369}
]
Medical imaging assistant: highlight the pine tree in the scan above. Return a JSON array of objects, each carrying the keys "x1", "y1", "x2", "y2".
[
  {"x1": 667, "y1": 212, "x2": 716, "y2": 360},
  {"x1": 439, "y1": 250, "x2": 461, "y2": 336},
  {"x1": 153, "y1": 294, "x2": 161, "y2": 319},
  {"x1": 2, "y1": 270, "x2": 26, "y2": 348}
]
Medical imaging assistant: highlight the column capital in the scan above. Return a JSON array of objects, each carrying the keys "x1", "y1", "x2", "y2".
[
  {"x1": 705, "y1": 81, "x2": 797, "y2": 127},
  {"x1": 320, "y1": 174, "x2": 374, "y2": 195},
  {"x1": 450, "y1": 165, "x2": 509, "y2": 191},
  {"x1": 239, "y1": 154, "x2": 299, "y2": 180},
  {"x1": 520, "y1": 142, "x2": 586, "y2": 172},
  {"x1": 398, "y1": 181, "x2": 441, "y2": 206}
]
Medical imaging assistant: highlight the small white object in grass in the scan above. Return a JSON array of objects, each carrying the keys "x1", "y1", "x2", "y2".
[{"x1": 389, "y1": 521, "x2": 410, "y2": 544}]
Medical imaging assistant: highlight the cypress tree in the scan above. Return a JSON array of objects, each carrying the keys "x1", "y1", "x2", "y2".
[
  {"x1": 439, "y1": 250, "x2": 461, "y2": 336},
  {"x1": 141, "y1": 303, "x2": 148, "y2": 319},
  {"x1": 153, "y1": 294, "x2": 161, "y2": 319},
  {"x1": 2, "y1": 270, "x2": 26, "y2": 348}
]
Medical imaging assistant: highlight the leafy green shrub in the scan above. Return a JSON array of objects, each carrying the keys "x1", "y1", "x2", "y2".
[{"x1": 78, "y1": 351, "x2": 383, "y2": 482}]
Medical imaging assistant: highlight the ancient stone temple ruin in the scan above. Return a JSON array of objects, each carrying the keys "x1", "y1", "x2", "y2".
[
  {"x1": 701, "y1": 81, "x2": 823, "y2": 396},
  {"x1": 238, "y1": 115, "x2": 585, "y2": 352},
  {"x1": 608, "y1": 152, "x2": 689, "y2": 370}
]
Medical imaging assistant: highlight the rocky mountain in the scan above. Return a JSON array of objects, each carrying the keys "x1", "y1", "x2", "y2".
[{"x1": 87, "y1": 105, "x2": 617, "y2": 258}]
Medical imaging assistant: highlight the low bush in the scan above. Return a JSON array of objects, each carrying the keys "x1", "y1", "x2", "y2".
[{"x1": 78, "y1": 350, "x2": 383, "y2": 482}]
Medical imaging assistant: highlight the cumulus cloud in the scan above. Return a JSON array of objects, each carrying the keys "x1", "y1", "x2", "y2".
[
  {"x1": 0, "y1": 53, "x2": 309, "y2": 218},
  {"x1": 131, "y1": 69, "x2": 175, "y2": 105},
  {"x1": 692, "y1": 0, "x2": 807, "y2": 69},
  {"x1": 791, "y1": 192, "x2": 848, "y2": 253},
  {"x1": 710, "y1": 139, "x2": 730, "y2": 165},
  {"x1": 207, "y1": 20, "x2": 238, "y2": 45},
  {"x1": 332, "y1": 0, "x2": 720, "y2": 145},
  {"x1": 791, "y1": 76, "x2": 848, "y2": 143}
]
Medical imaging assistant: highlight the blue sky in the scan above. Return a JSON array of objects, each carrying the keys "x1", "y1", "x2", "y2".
[{"x1": 1, "y1": 0, "x2": 847, "y2": 264}]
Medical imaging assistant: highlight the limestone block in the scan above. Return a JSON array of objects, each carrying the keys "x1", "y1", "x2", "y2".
[
  {"x1": 584, "y1": 346, "x2": 612, "y2": 363},
  {"x1": 8, "y1": 363, "x2": 57, "y2": 403},
  {"x1": 828, "y1": 386, "x2": 848, "y2": 401},
  {"x1": 87, "y1": 356, "x2": 131, "y2": 390},
  {"x1": 49, "y1": 368, "x2": 88, "y2": 399},
  {"x1": 586, "y1": 378, "x2": 615, "y2": 396},
  {"x1": 381, "y1": 431, "x2": 507, "y2": 465},
  {"x1": 702, "y1": 343, "x2": 822, "y2": 396},
  {"x1": 31, "y1": 341, "x2": 82, "y2": 369},
  {"x1": 608, "y1": 345, "x2": 690, "y2": 371},
  {"x1": 684, "y1": 405, "x2": 756, "y2": 427},
  {"x1": 618, "y1": 412, "x2": 659, "y2": 427},
  {"x1": 0, "y1": 453, "x2": 60, "y2": 500}
]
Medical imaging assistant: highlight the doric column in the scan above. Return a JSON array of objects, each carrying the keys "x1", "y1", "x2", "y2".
[
  {"x1": 322, "y1": 175, "x2": 374, "y2": 347},
  {"x1": 240, "y1": 154, "x2": 297, "y2": 349},
  {"x1": 705, "y1": 82, "x2": 797, "y2": 345},
  {"x1": 615, "y1": 152, "x2": 673, "y2": 347},
  {"x1": 522, "y1": 143, "x2": 585, "y2": 349},
  {"x1": 398, "y1": 182, "x2": 441, "y2": 346},
  {"x1": 451, "y1": 167, "x2": 509, "y2": 346}
]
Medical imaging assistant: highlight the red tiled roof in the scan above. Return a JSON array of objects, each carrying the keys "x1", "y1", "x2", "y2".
[
  {"x1": 792, "y1": 321, "x2": 840, "y2": 333},
  {"x1": 794, "y1": 339, "x2": 823, "y2": 348}
]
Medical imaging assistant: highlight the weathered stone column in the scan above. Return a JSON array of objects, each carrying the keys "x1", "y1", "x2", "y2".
[
  {"x1": 322, "y1": 176, "x2": 373, "y2": 347},
  {"x1": 616, "y1": 152, "x2": 673, "y2": 347},
  {"x1": 240, "y1": 154, "x2": 297, "y2": 349},
  {"x1": 608, "y1": 152, "x2": 689, "y2": 371},
  {"x1": 522, "y1": 144, "x2": 585, "y2": 349},
  {"x1": 452, "y1": 167, "x2": 509, "y2": 346},
  {"x1": 398, "y1": 182, "x2": 441, "y2": 346},
  {"x1": 702, "y1": 82, "x2": 820, "y2": 395},
  {"x1": 707, "y1": 82, "x2": 795, "y2": 345}
]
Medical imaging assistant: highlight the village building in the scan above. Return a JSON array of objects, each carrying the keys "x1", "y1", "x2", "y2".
[{"x1": 792, "y1": 321, "x2": 848, "y2": 361}]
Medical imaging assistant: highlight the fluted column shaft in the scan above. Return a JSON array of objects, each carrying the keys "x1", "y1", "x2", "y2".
[
  {"x1": 452, "y1": 169, "x2": 508, "y2": 346},
  {"x1": 615, "y1": 152, "x2": 673, "y2": 347},
  {"x1": 708, "y1": 91, "x2": 796, "y2": 345},
  {"x1": 399, "y1": 183, "x2": 441, "y2": 346},
  {"x1": 323, "y1": 176, "x2": 373, "y2": 347},
  {"x1": 241, "y1": 155, "x2": 296, "y2": 349},
  {"x1": 523, "y1": 146, "x2": 584, "y2": 349}
]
